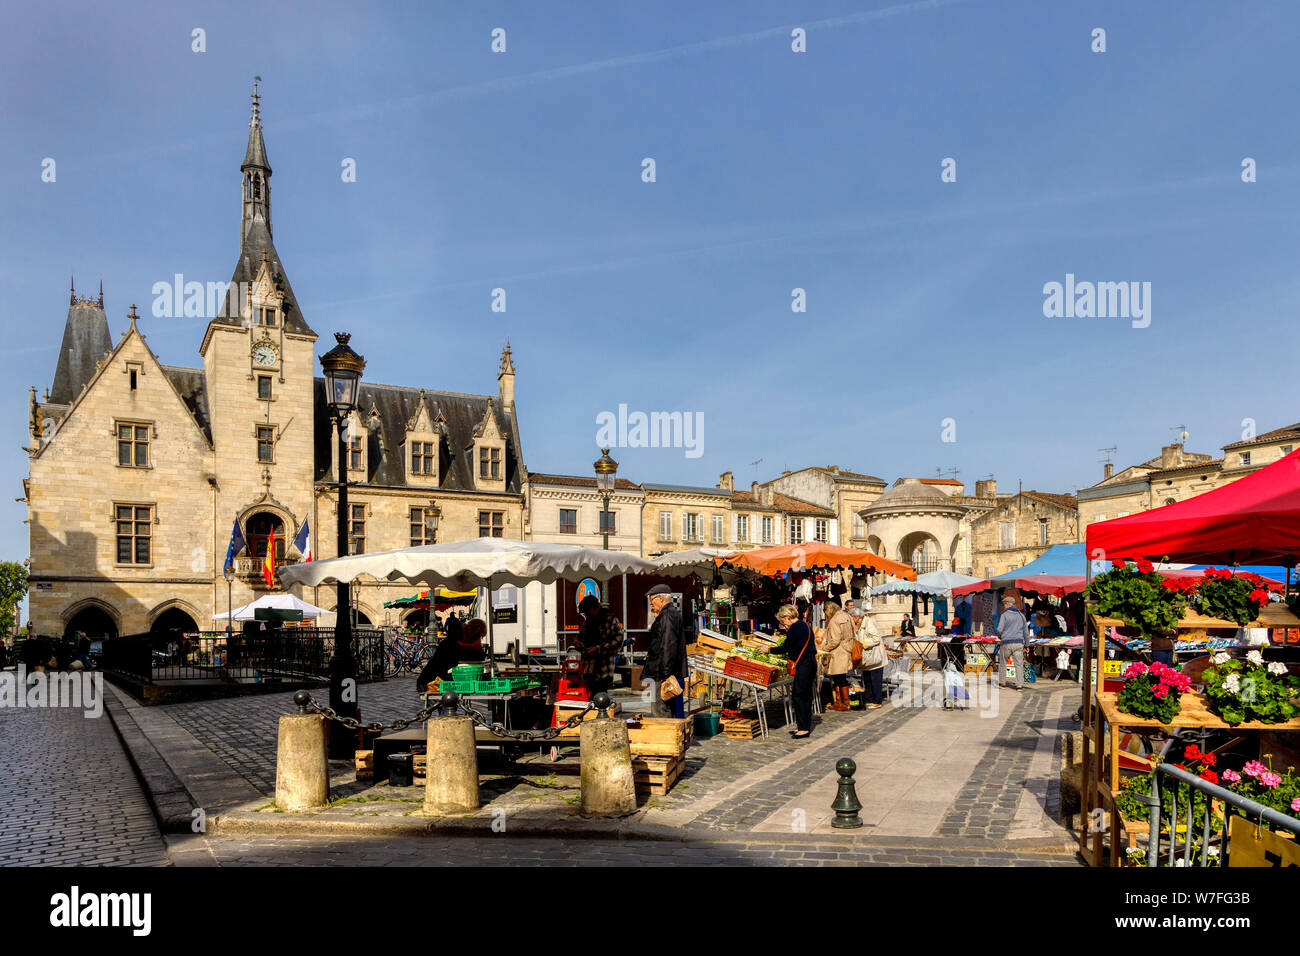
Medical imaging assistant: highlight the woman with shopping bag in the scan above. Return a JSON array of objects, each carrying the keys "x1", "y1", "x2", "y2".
[
  {"x1": 820, "y1": 601, "x2": 856, "y2": 711},
  {"x1": 773, "y1": 603, "x2": 817, "y2": 739},
  {"x1": 855, "y1": 602, "x2": 887, "y2": 709}
]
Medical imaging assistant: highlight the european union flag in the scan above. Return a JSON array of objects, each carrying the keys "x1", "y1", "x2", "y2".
[{"x1": 223, "y1": 518, "x2": 246, "y2": 572}]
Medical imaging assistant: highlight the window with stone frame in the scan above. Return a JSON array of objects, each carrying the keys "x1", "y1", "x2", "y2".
[
  {"x1": 116, "y1": 421, "x2": 151, "y2": 468},
  {"x1": 762, "y1": 516, "x2": 775, "y2": 544},
  {"x1": 559, "y1": 508, "x2": 578, "y2": 534},
  {"x1": 711, "y1": 514, "x2": 725, "y2": 543},
  {"x1": 736, "y1": 514, "x2": 749, "y2": 542},
  {"x1": 658, "y1": 511, "x2": 672, "y2": 540},
  {"x1": 479, "y1": 510, "x2": 504, "y2": 538},
  {"x1": 999, "y1": 521, "x2": 1015, "y2": 549},
  {"x1": 257, "y1": 375, "x2": 273, "y2": 400},
  {"x1": 479, "y1": 445, "x2": 501, "y2": 480},
  {"x1": 814, "y1": 519, "x2": 829, "y2": 543},
  {"x1": 599, "y1": 509, "x2": 616, "y2": 536},
  {"x1": 410, "y1": 440, "x2": 435, "y2": 476},
  {"x1": 256, "y1": 425, "x2": 276, "y2": 463},
  {"x1": 1038, "y1": 517, "x2": 1048, "y2": 546},
  {"x1": 410, "y1": 507, "x2": 434, "y2": 547},
  {"x1": 350, "y1": 504, "x2": 366, "y2": 554},
  {"x1": 115, "y1": 504, "x2": 152, "y2": 564},
  {"x1": 788, "y1": 518, "x2": 804, "y2": 545}
]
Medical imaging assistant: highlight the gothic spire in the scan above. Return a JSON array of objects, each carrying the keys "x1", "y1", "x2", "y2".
[{"x1": 241, "y1": 76, "x2": 272, "y2": 242}]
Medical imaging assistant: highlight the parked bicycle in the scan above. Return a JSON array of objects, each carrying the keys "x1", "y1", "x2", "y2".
[{"x1": 383, "y1": 632, "x2": 433, "y2": 676}]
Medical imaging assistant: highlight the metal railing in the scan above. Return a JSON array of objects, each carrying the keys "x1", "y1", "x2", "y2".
[
  {"x1": 100, "y1": 629, "x2": 386, "y2": 686},
  {"x1": 1140, "y1": 762, "x2": 1300, "y2": 867}
]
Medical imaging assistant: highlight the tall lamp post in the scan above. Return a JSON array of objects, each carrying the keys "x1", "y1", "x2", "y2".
[
  {"x1": 423, "y1": 503, "x2": 441, "y2": 545},
  {"x1": 594, "y1": 449, "x2": 618, "y2": 610},
  {"x1": 594, "y1": 449, "x2": 618, "y2": 551},
  {"x1": 222, "y1": 564, "x2": 234, "y2": 638},
  {"x1": 321, "y1": 332, "x2": 365, "y2": 759}
]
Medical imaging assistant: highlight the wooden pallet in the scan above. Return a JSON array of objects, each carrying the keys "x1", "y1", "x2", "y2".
[
  {"x1": 632, "y1": 755, "x2": 683, "y2": 795},
  {"x1": 719, "y1": 718, "x2": 761, "y2": 739},
  {"x1": 354, "y1": 749, "x2": 375, "y2": 781}
]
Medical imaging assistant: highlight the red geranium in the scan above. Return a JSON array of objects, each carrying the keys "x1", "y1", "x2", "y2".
[
  {"x1": 1199, "y1": 752, "x2": 1217, "y2": 767},
  {"x1": 1184, "y1": 743, "x2": 1202, "y2": 760},
  {"x1": 1111, "y1": 558, "x2": 1126, "y2": 569},
  {"x1": 1199, "y1": 768, "x2": 1219, "y2": 785},
  {"x1": 1136, "y1": 559, "x2": 1155, "y2": 575}
]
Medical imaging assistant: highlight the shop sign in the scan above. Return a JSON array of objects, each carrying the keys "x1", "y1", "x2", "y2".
[{"x1": 1228, "y1": 816, "x2": 1300, "y2": 868}]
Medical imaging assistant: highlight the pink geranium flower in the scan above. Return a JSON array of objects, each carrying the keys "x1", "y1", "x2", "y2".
[
  {"x1": 1292, "y1": 797, "x2": 1300, "y2": 813},
  {"x1": 1221, "y1": 769, "x2": 1241, "y2": 783},
  {"x1": 1243, "y1": 760, "x2": 1266, "y2": 778},
  {"x1": 1259, "y1": 771, "x2": 1282, "y2": 789},
  {"x1": 1152, "y1": 683, "x2": 1169, "y2": 699}
]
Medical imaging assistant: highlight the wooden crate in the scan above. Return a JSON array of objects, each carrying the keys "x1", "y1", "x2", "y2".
[
  {"x1": 354, "y1": 749, "x2": 375, "y2": 781},
  {"x1": 628, "y1": 717, "x2": 692, "y2": 757},
  {"x1": 719, "y1": 718, "x2": 761, "y2": 739},
  {"x1": 632, "y1": 755, "x2": 684, "y2": 795},
  {"x1": 553, "y1": 702, "x2": 624, "y2": 739}
]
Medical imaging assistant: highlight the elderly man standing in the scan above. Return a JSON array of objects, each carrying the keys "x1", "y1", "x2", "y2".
[
  {"x1": 645, "y1": 584, "x2": 686, "y2": 718},
  {"x1": 996, "y1": 595, "x2": 1028, "y2": 691}
]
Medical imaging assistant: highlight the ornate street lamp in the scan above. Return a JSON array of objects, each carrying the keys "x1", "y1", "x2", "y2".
[
  {"x1": 593, "y1": 448, "x2": 618, "y2": 552},
  {"x1": 320, "y1": 332, "x2": 365, "y2": 759},
  {"x1": 423, "y1": 502, "x2": 441, "y2": 544},
  {"x1": 222, "y1": 563, "x2": 235, "y2": 639}
]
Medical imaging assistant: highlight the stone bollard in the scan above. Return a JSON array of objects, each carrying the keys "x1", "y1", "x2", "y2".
[
  {"x1": 275, "y1": 691, "x2": 330, "y2": 811},
  {"x1": 580, "y1": 692, "x2": 637, "y2": 817},
  {"x1": 424, "y1": 692, "x2": 480, "y2": 815},
  {"x1": 830, "y1": 757, "x2": 863, "y2": 829}
]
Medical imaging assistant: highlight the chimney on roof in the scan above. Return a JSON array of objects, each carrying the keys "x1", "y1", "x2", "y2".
[
  {"x1": 1103, "y1": 462, "x2": 1114, "y2": 480},
  {"x1": 718, "y1": 471, "x2": 733, "y2": 492},
  {"x1": 828, "y1": 465, "x2": 839, "y2": 474},
  {"x1": 1161, "y1": 443, "x2": 1183, "y2": 469},
  {"x1": 975, "y1": 478, "x2": 997, "y2": 498}
]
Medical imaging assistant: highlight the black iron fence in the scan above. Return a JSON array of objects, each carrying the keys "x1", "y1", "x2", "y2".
[{"x1": 100, "y1": 628, "x2": 386, "y2": 686}]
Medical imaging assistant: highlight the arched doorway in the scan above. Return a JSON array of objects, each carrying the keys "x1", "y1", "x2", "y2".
[
  {"x1": 354, "y1": 610, "x2": 373, "y2": 627},
  {"x1": 403, "y1": 608, "x2": 429, "y2": 633},
  {"x1": 64, "y1": 605, "x2": 117, "y2": 640},
  {"x1": 898, "y1": 531, "x2": 942, "y2": 574},
  {"x1": 152, "y1": 607, "x2": 198, "y2": 635},
  {"x1": 246, "y1": 512, "x2": 286, "y2": 560}
]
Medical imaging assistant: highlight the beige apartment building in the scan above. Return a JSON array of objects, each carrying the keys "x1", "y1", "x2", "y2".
[
  {"x1": 968, "y1": 491, "x2": 1079, "y2": 577},
  {"x1": 523, "y1": 473, "x2": 644, "y2": 553},
  {"x1": 23, "y1": 92, "x2": 525, "y2": 637}
]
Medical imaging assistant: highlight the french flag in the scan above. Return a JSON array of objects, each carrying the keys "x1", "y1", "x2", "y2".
[{"x1": 292, "y1": 519, "x2": 312, "y2": 562}]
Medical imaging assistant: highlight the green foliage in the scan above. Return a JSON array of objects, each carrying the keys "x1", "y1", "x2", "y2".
[
  {"x1": 0, "y1": 561, "x2": 29, "y2": 634},
  {"x1": 1084, "y1": 564, "x2": 1185, "y2": 641},
  {"x1": 1196, "y1": 576, "x2": 1264, "y2": 625},
  {"x1": 1116, "y1": 671, "x2": 1183, "y2": 723},
  {"x1": 1202, "y1": 656, "x2": 1300, "y2": 726},
  {"x1": 1116, "y1": 766, "x2": 1223, "y2": 839}
]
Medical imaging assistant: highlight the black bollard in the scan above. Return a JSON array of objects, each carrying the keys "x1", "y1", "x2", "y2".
[
  {"x1": 831, "y1": 757, "x2": 863, "y2": 829},
  {"x1": 293, "y1": 690, "x2": 312, "y2": 714},
  {"x1": 439, "y1": 690, "x2": 460, "y2": 717},
  {"x1": 593, "y1": 691, "x2": 612, "y2": 718}
]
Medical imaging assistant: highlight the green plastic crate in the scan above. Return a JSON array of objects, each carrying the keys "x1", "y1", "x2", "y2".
[{"x1": 450, "y1": 664, "x2": 485, "y2": 681}]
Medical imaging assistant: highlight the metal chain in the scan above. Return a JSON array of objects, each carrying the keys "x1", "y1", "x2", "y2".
[
  {"x1": 455, "y1": 700, "x2": 597, "y2": 741},
  {"x1": 302, "y1": 694, "x2": 438, "y2": 734},
  {"x1": 301, "y1": 693, "x2": 599, "y2": 740}
]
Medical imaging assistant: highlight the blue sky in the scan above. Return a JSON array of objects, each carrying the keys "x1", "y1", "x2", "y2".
[{"x1": 2, "y1": 0, "x2": 1297, "y2": 564}]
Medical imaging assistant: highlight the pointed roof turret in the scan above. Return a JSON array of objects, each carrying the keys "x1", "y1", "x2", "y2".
[
  {"x1": 50, "y1": 281, "x2": 113, "y2": 405},
  {"x1": 242, "y1": 77, "x2": 271, "y2": 173}
]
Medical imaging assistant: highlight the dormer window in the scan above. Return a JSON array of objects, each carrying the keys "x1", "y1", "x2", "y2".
[
  {"x1": 479, "y1": 446, "x2": 501, "y2": 480},
  {"x1": 260, "y1": 307, "x2": 277, "y2": 326},
  {"x1": 470, "y1": 400, "x2": 507, "y2": 491},
  {"x1": 411, "y1": 441, "x2": 435, "y2": 475}
]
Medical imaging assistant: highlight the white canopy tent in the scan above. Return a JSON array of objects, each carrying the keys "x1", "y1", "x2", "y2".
[
  {"x1": 868, "y1": 568, "x2": 983, "y2": 598},
  {"x1": 212, "y1": 592, "x2": 331, "y2": 622},
  {"x1": 278, "y1": 538, "x2": 694, "y2": 659}
]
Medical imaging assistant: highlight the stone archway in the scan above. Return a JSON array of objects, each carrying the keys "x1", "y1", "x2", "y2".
[
  {"x1": 151, "y1": 606, "x2": 199, "y2": 635},
  {"x1": 897, "y1": 530, "x2": 943, "y2": 574},
  {"x1": 63, "y1": 601, "x2": 118, "y2": 640}
]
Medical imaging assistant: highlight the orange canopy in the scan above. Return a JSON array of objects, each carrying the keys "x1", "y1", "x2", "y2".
[{"x1": 720, "y1": 543, "x2": 916, "y2": 580}]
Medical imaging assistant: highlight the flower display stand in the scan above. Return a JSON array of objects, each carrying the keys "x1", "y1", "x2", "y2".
[{"x1": 1078, "y1": 608, "x2": 1300, "y2": 867}]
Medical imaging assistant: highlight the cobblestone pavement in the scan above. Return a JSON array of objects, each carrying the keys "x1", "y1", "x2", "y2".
[
  {"x1": 0, "y1": 698, "x2": 170, "y2": 867},
  {"x1": 939, "y1": 687, "x2": 1054, "y2": 839},
  {"x1": 169, "y1": 832, "x2": 1081, "y2": 867},
  {"x1": 161, "y1": 678, "x2": 424, "y2": 795}
]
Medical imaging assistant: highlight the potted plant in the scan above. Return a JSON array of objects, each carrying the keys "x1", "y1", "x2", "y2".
[
  {"x1": 1202, "y1": 651, "x2": 1300, "y2": 725},
  {"x1": 1086, "y1": 559, "x2": 1187, "y2": 644},
  {"x1": 1116, "y1": 660, "x2": 1191, "y2": 721},
  {"x1": 1220, "y1": 759, "x2": 1300, "y2": 826},
  {"x1": 1194, "y1": 569, "x2": 1271, "y2": 625}
]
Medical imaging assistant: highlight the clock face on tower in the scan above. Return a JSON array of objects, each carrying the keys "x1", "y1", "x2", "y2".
[{"x1": 252, "y1": 344, "x2": 278, "y2": 367}]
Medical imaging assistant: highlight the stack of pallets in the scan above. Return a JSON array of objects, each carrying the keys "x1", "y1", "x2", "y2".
[{"x1": 719, "y1": 717, "x2": 762, "y2": 739}]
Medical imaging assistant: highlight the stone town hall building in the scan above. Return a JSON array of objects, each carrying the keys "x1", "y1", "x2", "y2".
[{"x1": 23, "y1": 91, "x2": 525, "y2": 638}]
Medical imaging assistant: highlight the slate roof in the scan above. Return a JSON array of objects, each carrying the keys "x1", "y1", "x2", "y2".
[
  {"x1": 528, "y1": 472, "x2": 640, "y2": 491},
  {"x1": 161, "y1": 366, "x2": 213, "y2": 444},
  {"x1": 49, "y1": 299, "x2": 113, "y2": 405},
  {"x1": 212, "y1": 218, "x2": 315, "y2": 337},
  {"x1": 314, "y1": 380, "x2": 524, "y2": 493},
  {"x1": 1021, "y1": 491, "x2": 1079, "y2": 511}
]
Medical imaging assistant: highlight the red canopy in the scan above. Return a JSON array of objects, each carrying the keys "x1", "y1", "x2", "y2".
[
  {"x1": 1086, "y1": 449, "x2": 1300, "y2": 566},
  {"x1": 1013, "y1": 574, "x2": 1086, "y2": 597}
]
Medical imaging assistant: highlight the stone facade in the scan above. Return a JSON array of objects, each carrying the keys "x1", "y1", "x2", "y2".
[
  {"x1": 524, "y1": 474, "x2": 644, "y2": 553},
  {"x1": 23, "y1": 91, "x2": 525, "y2": 637},
  {"x1": 969, "y1": 492, "x2": 1079, "y2": 577},
  {"x1": 758, "y1": 466, "x2": 885, "y2": 548}
]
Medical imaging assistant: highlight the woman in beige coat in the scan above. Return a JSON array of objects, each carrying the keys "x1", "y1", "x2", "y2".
[{"x1": 819, "y1": 601, "x2": 856, "y2": 711}]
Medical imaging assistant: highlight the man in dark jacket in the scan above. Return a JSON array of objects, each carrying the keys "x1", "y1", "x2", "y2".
[
  {"x1": 576, "y1": 595, "x2": 624, "y2": 697},
  {"x1": 645, "y1": 584, "x2": 685, "y2": 717}
]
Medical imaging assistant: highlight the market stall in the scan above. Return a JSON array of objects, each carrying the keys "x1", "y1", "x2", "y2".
[{"x1": 1078, "y1": 450, "x2": 1300, "y2": 866}]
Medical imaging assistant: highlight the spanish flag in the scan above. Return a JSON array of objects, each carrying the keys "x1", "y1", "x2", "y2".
[{"x1": 263, "y1": 533, "x2": 275, "y2": 588}]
